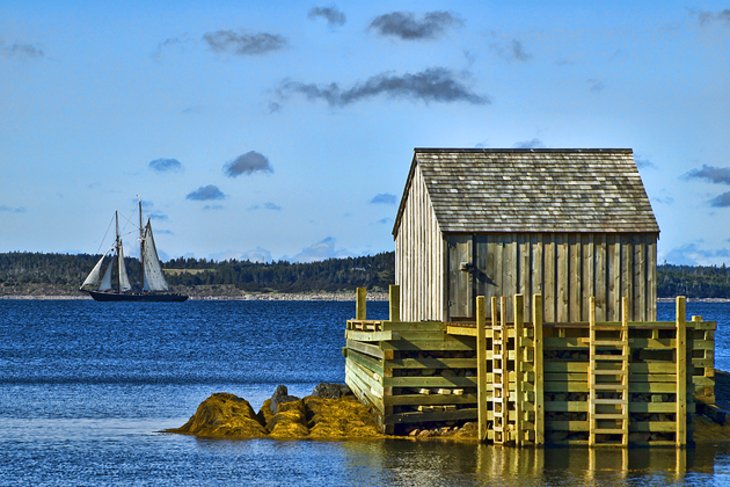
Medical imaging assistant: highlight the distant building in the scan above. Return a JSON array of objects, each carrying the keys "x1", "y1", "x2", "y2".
[{"x1": 392, "y1": 148, "x2": 659, "y2": 322}]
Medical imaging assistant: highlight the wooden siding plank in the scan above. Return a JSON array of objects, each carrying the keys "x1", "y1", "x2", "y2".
[
  {"x1": 557, "y1": 234, "x2": 569, "y2": 322},
  {"x1": 635, "y1": 235, "x2": 646, "y2": 321},
  {"x1": 594, "y1": 233, "x2": 607, "y2": 322},
  {"x1": 521, "y1": 235, "x2": 532, "y2": 319},
  {"x1": 504, "y1": 234, "x2": 517, "y2": 321},
  {"x1": 621, "y1": 237, "x2": 634, "y2": 321},
  {"x1": 582, "y1": 234, "x2": 595, "y2": 323},
  {"x1": 543, "y1": 236, "x2": 556, "y2": 322},
  {"x1": 608, "y1": 234, "x2": 622, "y2": 322},
  {"x1": 648, "y1": 238, "x2": 657, "y2": 321},
  {"x1": 569, "y1": 234, "x2": 582, "y2": 322}
]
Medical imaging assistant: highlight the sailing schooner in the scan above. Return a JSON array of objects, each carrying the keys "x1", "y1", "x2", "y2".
[{"x1": 80, "y1": 199, "x2": 188, "y2": 302}]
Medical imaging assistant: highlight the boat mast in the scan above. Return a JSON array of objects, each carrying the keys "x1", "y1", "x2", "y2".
[
  {"x1": 115, "y1": 210, "x2": 120, "y2": 292},
  {"x1": 138, "y1": 195, "x2": 144, "y2": 289}
]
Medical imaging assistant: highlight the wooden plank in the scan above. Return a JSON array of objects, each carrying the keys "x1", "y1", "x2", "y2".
[
  {"x1": 622, "y1": 238, "x2": 634, "y2": 321},
  {"x1": 533, "y1": 294, "x2": 544, "y2": 445},
  {"x1": 485, "y1": 236, "x2": 498, "y2": 320},
  {"x1": 543, "y1": 237, "x2": 555, "y2": 322},
  {"x1": 570, "y1": 234, "x2": 582, "y2": 322},
  {"x1": 345, "y1": 330, "x2": 396, "y2": 342},
  {"x1": 356, "y1": 287, "x2": 367, "y2": 320},
  {"x1": 595, "y1": 233, "x2": 607, "y2": 322},
  {"x1": 346, "y1": 339, "x2": 385, "y2": 359},
  {"x1": 557, "y1": 234, "x2": 569, "y2": 322},
  {"x1": 608, "y1": 234, "x2": 621, "y2": 322},
  {"x1": 545, "y1": 401, "x2": 679, "y2": 414},
  {"x1": 531, "y1": 234, "x2": 543, "y2": 297},
  {"x1": 389, "y1": 357, "x2": 476, "y2": 369},
  {"x1": 389, "y1": 285, "x2": 401, "y2": 322},
  {"x1": 676, "y1": 296, "x2": 687, "y2": 447},
  {"x1": 384, "y1": 376, "x2": 478, "y2": 388},
  {"x1": 514, "y1": 294, "x2": 524, "y2": 446},
  {"x1": 545, "y1": 382, "x2": 678, "y2": 393},
  {"x1": 386, "y1": 393, "x2": 477, "y2": 406},
  {"x1": 547, "y1": 362, "x2": 676, "y2": 374},
  {"x1": 635, "y1": 236, "x2": 645, "y2": 322},
  {"x1": 582, "y1": 234, "x2": 594, "y2": 323},
  {"x1": 648, "y1": 239, "x2": 657, "y2": 320},
  {"x1": 504, "y1": 236, "x2": 517, "y2": 322},
  {"x1": 446, "y1": 325, "x2": 477, "y2": 337},
  {"x1": 346, "y1": 349, "x2": 384, "y2": 377},
  {"x1": 476, "y1": 296, "x2": 488, "y2": 443},
  {"x1": 544, "y1": 337, "x2": 676, "y2": 349},
  {"x1": 385, "y1": 408, "x2": 478, "y2": 425},
  {"x1": 520, "y1": 235, "x2": 531, "y2": 316}
]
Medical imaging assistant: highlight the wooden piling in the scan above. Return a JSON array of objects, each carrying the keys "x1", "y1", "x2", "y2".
[
  {"x1": 533, "y1": 294, "x2": 544, "y2": 445},
  {"x1": 676, "y1": 296, "x2": 687, "y2": 447},
  {"x1": 514, "y1": 294, "x2": 524, "y2": 446},
  {"x1": 476, "y1": 296, "x2": 488, "y2": 442},
  {"x1": 356, "y1": 287, "x2": 367, "y2": 320},
  {"x1": 389, "y1": 285, "x2": 401, "y2": 322}
]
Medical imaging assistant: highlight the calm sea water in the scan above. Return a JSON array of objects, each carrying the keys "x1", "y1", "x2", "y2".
[{"x1": 1, "y1": 299, "x2": 730, "y2": 486}]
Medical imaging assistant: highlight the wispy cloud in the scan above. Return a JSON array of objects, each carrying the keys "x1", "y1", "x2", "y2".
[
  {"x1": 685, "y1": 165, "x2": 730, "y2": 185},
  {"x1": 587, "y1": 79, "x2": 605, "y2": 93},
  {"x1": 203, "y1": 30, "x2": 287, "y2": 56},
  {"x1": 635, "y1": 157, "x2": 656, "y2": 169},
  {"x1": 224, "y1": 151, "x2": 273, "y2": 177},
  {"x1": 1, "y1": 41, "x2": 44, "y2": 59},
  {"x1": 370, "y1": 193, "x2": 397, "y2": 204},
  {"x1": 491, "y1": 39, "x2": 532, "y2": 62},
  {"x1": 286, "y1": 236, "x2": 352, "y2": 263},
  {"x1": 152, "y1": 34, "x2": 191, "y2": 60},
  {"x1": 248, "y1": 201, "x2": 282, "y2": 211},
  {"x1": 710, "y1": 191, "x2": 730, "y2": 208},
  {"x1": 369, "y1": 11, "x2": 462, "y2": 40},
  {"x1": 203, "y1": 204, "x2": 224, "y2": 210},
  {"x1": 376, "y1": 217, "x2": 392, "y2": 225},
  {"x1": 665, "y1": 242, "x2": 730, "y2": 266},
  {"x1": 513, "y1": 138, "x2": 544, "y2": 149},
  {"x1": 0, "y1": 205, "x2": 26, "y2": 213},
  {"x1": 211, "y1": 247, "x2": 273, "y2": 263},
  {"x1": 308, "y1": 6, "x2": 346, "y2": 27},
  {"x1": 186, "y1": 185, "x2": 226, "y2": 201},
  {"x1": 149, "y1": 158, "x2": 183, "y2": 173},
  {"x1": 278, "y1": 67, "x2": 489, "y2": 107},
  {"x1": 651, "y1": 195, "x2": 675, "y2": 205},
  {"x1": 695, "y1": 9, "x2": 730, "y2": 26},
  {"x1": 148, "y1": 211, "x2": 168, "y2": 221}
]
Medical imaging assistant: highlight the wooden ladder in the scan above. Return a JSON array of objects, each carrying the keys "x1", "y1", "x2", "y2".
[
  {"x1": 589, "y1": 297, "x2": 630, "y2": 447},
  {"x1": 492, "y1": 296, "x2": 509, "y2": 444}
]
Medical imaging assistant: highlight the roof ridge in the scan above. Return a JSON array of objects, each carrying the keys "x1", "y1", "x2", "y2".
[{"x1": 414, "y1": 148, "x2": 633, "y2": 154}]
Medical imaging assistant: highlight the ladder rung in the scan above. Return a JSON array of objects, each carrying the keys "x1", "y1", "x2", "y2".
[
  {"x1": 593, "y1": 413, "x2": 627, "y2": 420},
  {"x1": 592, "y1": 355, "x2": 627, "y2": 361},
  {"x1": 593, "y1": 369, "x2": 627, "y2": 375},
  {"x1": 593, "y1": 428, "x2": 627, "y2": 435},
  {"x1": 593, "y1": 399, "x2": 627, "y2": 405},
  {"x1": 593, "y1": 384, "x2": 626, "y2": 391},
  {"x1": 592, "y1": 340, "x2": 627, "y2": 346}
]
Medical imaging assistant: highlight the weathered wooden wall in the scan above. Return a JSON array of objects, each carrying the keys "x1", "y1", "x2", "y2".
[
  {"x1": 394, "y1": 165, "x2": 445, "y2": 321},
  {"x1": 446, "y1": 232, "x2": 658, "y2": 322}
]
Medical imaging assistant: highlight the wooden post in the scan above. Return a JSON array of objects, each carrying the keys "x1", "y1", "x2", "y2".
[
  {"x1": 621, "y1": 296, "x2": 629, "y2": 447},
  {"x1": 513, "y1": 294, "x2": 524, "y2": 447},
  {"x1": 676, "y1": 296, "x2": 687, "y2": 447},
  {"x1": 356, "y1": 287, "x2": 367, "y2": 320},
  {"x1": 588, "y1": 296, "x2": 596, "y2": 447},
  {"x1": 476, "y1": 296, "x2": 488, "y2": 442},
  {"x1": 388, "y1": 285, "x2": 400, "y2": 322},
  {"x1": 533, "y1": 294, "x2": 544, "y2": 445}
]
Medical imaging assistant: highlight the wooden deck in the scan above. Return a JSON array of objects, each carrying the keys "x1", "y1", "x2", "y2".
[{"x1": 344, "y1": 286, "x2": 716, "y2": 447}]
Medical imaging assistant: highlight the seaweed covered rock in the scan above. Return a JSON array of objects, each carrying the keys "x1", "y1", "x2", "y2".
[
  {"x1": 166, "y1": 392, "x2": 267, "y2": 439},
  {"x1": 311, "y1": 383, "x2": 352, "y2": 399},
  {"x1": 305, "y1": 396, "x2": 380, "y2": 439},
  {"x1": 167, "y1": 384, "x2": 383, "y2": 441}
]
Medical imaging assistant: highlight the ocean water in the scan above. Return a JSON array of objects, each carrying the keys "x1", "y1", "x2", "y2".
[{"x1": 1, "y1": 299, "x2": 730, "y2": 485}]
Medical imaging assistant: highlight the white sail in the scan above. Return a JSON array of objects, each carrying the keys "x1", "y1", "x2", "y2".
[
  {"x1": 117, "y1": 241, "x2": 132, "y2": 291},
  {"x1": 142, "y1": 221, "x2": 169, "y2": 291},
  {"x1": 99, "y1": 261, "x2": 113, "y2": 291},
  {"x1": 80, "y1": 255, "x2": 106, "y2": 290}
]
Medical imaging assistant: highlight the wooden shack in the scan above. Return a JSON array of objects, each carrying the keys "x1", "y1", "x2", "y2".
[{"x1": 393, "y1": 148, "x2": 660, "y2": 323}]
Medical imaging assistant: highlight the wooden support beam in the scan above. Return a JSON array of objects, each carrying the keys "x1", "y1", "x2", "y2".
[
  {"x1": 356, "y1": 287, "x2": 367, "y2": 320},
  {"x1": 514, "y1": 294, "x2": 524, "y2": 447},
  {"x1": 476, "y1": 296, "x2": 488, "y2": 443},
  {"x1": 533, "y1": 293, "x2": 544, "y2": 446},
  {"x1": 389, "y1": 285, "x2": 401, "y2": 322},
  {"x1": 676, "y1": 296, "x2": 687, "y2": 447},
  {"x1": 588, "y1": 295, "x2": 596, "y2": 447}
]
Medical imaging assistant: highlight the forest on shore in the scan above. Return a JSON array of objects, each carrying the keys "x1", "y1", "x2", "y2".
[{"x1": 1, "y1": 251, "x2": 730, "y2": 299}]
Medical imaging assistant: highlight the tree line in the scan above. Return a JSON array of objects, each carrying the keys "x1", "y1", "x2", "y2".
[{"x1": 2, "y1": 251, "x2": 730, "y2": 298}]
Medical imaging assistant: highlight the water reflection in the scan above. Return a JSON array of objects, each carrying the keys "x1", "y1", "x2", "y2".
[{"x1": 339, "y1": 440, "x2": 729, "y2": 486}]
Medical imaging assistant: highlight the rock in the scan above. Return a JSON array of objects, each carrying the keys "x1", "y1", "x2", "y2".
[
  {"x1": 268, "y1": 400, "x2": 309, "y2": 438},
  {"x1": 270, "y1": 384, "x2": 300, "y2": 414},
  {"x1": 311, "y1": 383, "x2": 352, "y2": 399},
  {"x1": 305, "y1": 396, "x2": 381, "y2": 439},
  {"x1": 165, "y1": 392, "x2": 267, "y2": 439},
  {"x1": 408, "y1": 428, "x2": 420, "y2": 437}
]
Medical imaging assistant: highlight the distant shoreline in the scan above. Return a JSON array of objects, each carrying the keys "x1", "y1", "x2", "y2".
[
  {"x1": 1, "y1": 293, "x2": 728, "y2": 303},
  {"x1": 0, "y1": 291, "x2": 390, "y2": 302}
]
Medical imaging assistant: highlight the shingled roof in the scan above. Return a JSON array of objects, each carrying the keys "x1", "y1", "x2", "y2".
[{"x1": 393, "y1": 148, "x2": 659, "y2": 235}]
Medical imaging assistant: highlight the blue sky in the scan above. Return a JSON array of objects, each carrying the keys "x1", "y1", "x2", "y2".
[{"x1": 1, "y1": 1, "x2": 729, "y2": 265}]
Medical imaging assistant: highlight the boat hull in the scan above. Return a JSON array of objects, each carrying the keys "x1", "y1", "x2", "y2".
[{"x1": 86, "y1": 290, "x2": 188, "y2": 302}]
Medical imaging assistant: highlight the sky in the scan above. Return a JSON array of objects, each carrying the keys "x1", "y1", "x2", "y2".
[{"x1": 1, "y1": 1, "x2": 729, "y2": 265}]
